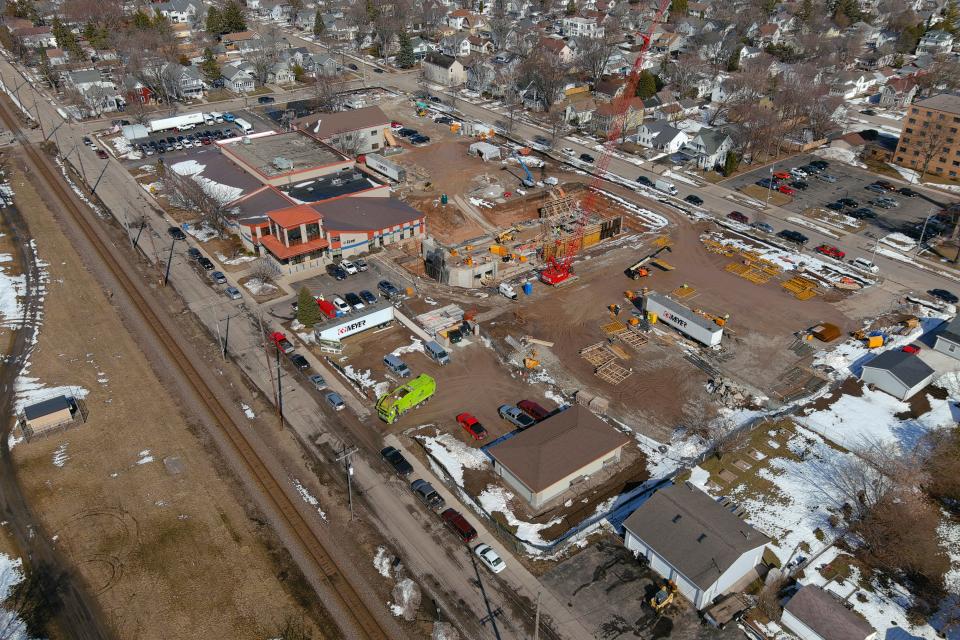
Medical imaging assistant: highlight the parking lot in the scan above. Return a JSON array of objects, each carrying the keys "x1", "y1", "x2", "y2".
[
  {"x1": 723, "y1": 153, "x2": 955, "y2": 237},
  {"x1": 122, "y1": 108, "x2": 270, "y2": 159}
]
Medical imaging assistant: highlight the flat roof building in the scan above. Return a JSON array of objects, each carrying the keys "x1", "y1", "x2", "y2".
[
  {"x1": 487, "y1": 405, "x2": 630, "y2": 510},
  {"x1": 218, "y1": 131, "x2": 353, "y2": 187}
]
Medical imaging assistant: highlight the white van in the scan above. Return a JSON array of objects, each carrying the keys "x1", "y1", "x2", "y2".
[{"x1": 851, "y1": 257, "x2": 879, "y2": 273}]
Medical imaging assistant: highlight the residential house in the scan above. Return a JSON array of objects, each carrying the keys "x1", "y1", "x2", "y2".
[
  {"x1": 687, "y1": 1, "x2": 712, "y2": 18},
  {"x1": 12, "y1": 26, "x2": 56, "y2": 49},
  {"x1": 222, "y1": 31, "x2": 262, "y2": 54},
  {"x1": 781, "y1": 586, "x2": 877, "y2": 640},
  {"x1": 262, "y1": 0, "x2": 293, "y2": 23},
  {"x1": 561, "y1": 92, "x2": 597, "y2": 126},
  {"x1": 623, "y1": 483, "x2": 770, "y2": 610},
  {"x1": 592, "y1": 98, "x2": 644, "y2": 139},
  {"x1": 221, "y1": 62, "x2": 256, "y2": 93},
  {"x1": 44, "y1": 48, "x2": 69, "y2": 66},
  {"x1": 466, "y1": 58, "x2": 498, "y2": 93},
  {"x1": 593, "y1": 77, "x2": 627, "y2": 101},
  {"x1": 653, "y1": 31, "x2": 685, "y2": 55},
  {"x1": 468, "y1": 35, "x2": 493, "y2": 55},
  {"x1": 162, "y1": 63, "x2": 205, "y2": 100},
  {"x1": 154, "y1": 0, "x2": 202, "y2": 24},
  {"x1": 487, "y1": 405, "x2": 631, "y2": 510},
  {"x1": 685, "y1": 129, "x2": 732, "y2": 170},
  {"x1": 269, "y1": 62, "x2": 294, "y2": 85},
  {"x1": 64, "y1": 69, "x2": 122, "y2": 114},
  {"x1": 829, "y1": 71, "x2": 877, "y2": 100},
  {"x1": 877, "y1": 78, "x2": 918, "y2": 109},
  {"x1": 756, "y1": 23, "x2": 781, "y2": 45},
  {"x1": 440, "y1": 34, "x2": 471, "y2": 57},
  {"x1": 293, "y1": 10, "x2": 314, "y2": 30},
  {"x1": 293, "y1": 105, "x2": 392, "y2": 155},
  {"x1": 916, "y1": 29, "x2": 954, "y2": 55},
  {"x1": 122, "y1": 76, "x2": 152, "y2": 105},
  {"x1": 540, "y1": 37, "x2": 574, "y2": 63},
  {"x1": 634, "y1": 120, "x2": 689, "y2": 153},
  {"x1": 447, "y1": 8, "x2": 472, "y2": 30},
  {"x1": 300, "y1": 52, "x2": 338, "y2": 77},
  {"x1": 934, "y1": 316, "x2": 960, "y2": 360},
  {"x1": 422, "y1": 53, "x2": 466, "y2": 87},
  {"x1": 410, "y1": 36, "x2": 433, "y2": 60},
  {"x1": 562, "y1": 15, "x2": 604, "y2": 38},
  {"x1": 859, "y1": 349, "x2": 935, "y2": 400}
]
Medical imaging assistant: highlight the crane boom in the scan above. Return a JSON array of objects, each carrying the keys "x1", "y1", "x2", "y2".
[{"x1": 540, "y1": 0, "x2": 671, "y2": 286}]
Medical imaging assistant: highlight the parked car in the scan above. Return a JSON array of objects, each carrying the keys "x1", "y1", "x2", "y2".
[
  {"x1": 353, "y1": 258, "x2": 369, "y2": 271},
  {"x1": 167, "y1": 226, "x2": 186, "y2": 240},
  {"x1": 340, "y1": 260, "x2": 358, "y2": 274},
  {"x1": 95, "y1": 149, "x2": 109, "y2": 159},
  {"x1": 800, "y1": 164, "x2": 822, "y2": 174},
  {"x1": 211, "y1": 270, "x2": 227, "y2": 284},
  {"x1": 860, "y1": 108, "x2": 877, "y2": 116},
  {"x1": 397, "y1": 128, "x2": 418, "y2": 137},
  {"x1": 309, "y1": 374, "x2": 327, "y2": 390},
  {"x1": 778, "y1": 184, "x2": 796, "y2": 195},
  {"x1": 791, "y1": 181, "x2": 809, "y2": 190},
  {"x1": 751, "y1": 222, "x2": 775, "y2": 234},
  {"x1": 815, "y1": 244, "x2": 845, "y2": 260},
  {"x1": 928, "y1": 288, "x2": 959, "y2": 304},
  {"x1": 359, "y1": 290, "x2": 377, "y2": 304},
  {"x1": 579, "y1": 153, "x2": 595, "y2": 163},
  {"x1": 684, "y1": 194, "x2": 703, "y2": 206},
  {"x1": 726, "y1": 211, "x2": 749, "y2": 224},
  {"x1": 561, "y1": 147, "x2": 575, "y2": 156},
  {"x1": 871, "y1": 199, "x2": 894, "y2": 209},
  {"x1": 289, "y1": 353, "x2": 310, "y2": 370},
  {"x1": 378, "y1": 280, "x2": 402, "y2": 298},
  {"x1": 344, "y1": 292, "x2": 365, "y2": 309},
  {"x1": 326, "y1": 264, "x2": 348, "y2": 280},
  {"x1": 272, "y1": 332, "x2": 295, "y2": 354},
  {"x1": 777, "y1": 229, "x2": 808, "y2": 244},
  {"x1": 325, "y1": 391, "x2": 345, "y2": 411},
  {"x1": 198, "y1": 256, "x2": 215, "y2": 270},
  {"x1": 332, "y1": 297, "x2": 351, "y2": 314},
  {"x1": 390, "y1": 121, "x2": 403, "y2": 129},
  {"x1": 809, "y1": 160, "x2": 829, "y2": 169},
  {"x1": 498, "y1": 404, "x2": 535, "y2": 429},
  {"x1": 789, "y1": 167, "x2": 807, "y2": 178},
  {"x1": 440, "y1": 508, "x2": 477, "y2": 543},
  {"x1": 838, "y1": 198, "x2": 859, "y2": 207},
  {"x1": 636, "y1": 176, "x2": 653, "y2": 187},
  {"x1": 817, "y1": 173, "x2": 837, "y2": 183},
  {"x1": 456, "y1": 412, "x2": 488, "y2": 440},
  {"x1": 874, "y1": 180, "x2": 896, "y2": 191},
  {"x1": 517, "y1": 399, "x2": 550, "y2": 421},
  {"x1": 757, "y1": 178, "x2": 777, "y2": 189},
  {"x1": 851, "y1": 257, "x2": 879, "y2": 273},
  {"x1": 849, "y1": 207, "x2": 876, "y2": 219},
  {"x1": 898, "y1": 187, "x2": 919, "y2": 197},
  {"x1": 411, "y1": 479, "x2": 445, "y2": 510},
  {"x1": 381, "y1": 446, "x2": 413, "y2": 476},
  {"x1": 409, "y1": 135, "x2": 431, "y2": 145},
  {"x1": 474, "y1": 543, "x2": 506, "y2": 574},
  {"x1": 826, "y1": 202, "x2": 845, "y2": 211},
  {"x1": 865, "y1": 183, "x2": 886, "y2": 194},
  {"x1": 82, "y1": 136, "x2": 93, "y2": 146},
  {"x1": 347, "y1": 63, "x2": 359, "y2": 70},
  {"x1": 225, "y1": 286, "x2": 242, "y2": 300},
  {"x1": 258, "y1": 96, "x2": 275, "y2": 104},
  {"x1": 772, "y1": 171, "x2": 791, "y2": 180}
]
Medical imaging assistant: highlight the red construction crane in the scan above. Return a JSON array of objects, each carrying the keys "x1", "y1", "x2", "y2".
[{"x1": 540, "y1": 0, "x2": 671, "y2": 286}]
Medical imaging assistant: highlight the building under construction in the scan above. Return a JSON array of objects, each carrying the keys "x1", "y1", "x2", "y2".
[{"x1": 421, "y1": 186, "x2": 624, "y2": 288}]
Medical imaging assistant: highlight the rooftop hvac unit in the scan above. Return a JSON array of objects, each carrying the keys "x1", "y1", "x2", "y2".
[
  {"x1": 350, "y1": 172, "x2": 362, "y2": 180},
  {"x1": 272, "y1": 156, "x2": 293, "y2": 170},
  {"x1": 331, "y1": 178, "x2": 345, "y2": 186}
]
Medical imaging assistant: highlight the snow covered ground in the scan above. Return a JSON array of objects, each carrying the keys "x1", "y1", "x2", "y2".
[
  {"x1": 813, "y1": 146, "x2": 867, "y2": 168},
  {"x1": 0, "y1": 552, "x2": 31, "y2": 639},
  {"x1": 477, "y1": 485, "x2": 563, "y2": 547},
  {"x1": 242, "y1": 278, "x2": 277, "y2": 296},
  {"x1": 417, "y1": 431, "x2": 488, "y2": 486}
]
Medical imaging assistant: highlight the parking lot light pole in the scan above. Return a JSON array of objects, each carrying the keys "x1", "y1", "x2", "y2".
[
  {"x1": 766, "y1": 165, "x2": 774, "y2": 206},
  {"x1": 917, "y1": 209, "x2": 936, "y2": 255}
]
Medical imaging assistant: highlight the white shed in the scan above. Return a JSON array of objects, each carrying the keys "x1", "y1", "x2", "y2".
[
  {"x1": 622, "y1": 483, "x2": 769, "y2": 610},
  {"x1": 858, "y1": 349, "x2": 935, "y2": 400},
  {"x1": 782, "y1": 585, "x2": 876, "y2": 640},
  {"x1": 469, "y1": 141, "x2": 501, "y2": 161},
  {"x1": 933, "y1": 315, "x2": 960, "y2": 359}
]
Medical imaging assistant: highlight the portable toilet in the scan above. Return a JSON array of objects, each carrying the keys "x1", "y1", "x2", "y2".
[{"x1": 522, "y1": 282, "x2": 533, "y2": 295}]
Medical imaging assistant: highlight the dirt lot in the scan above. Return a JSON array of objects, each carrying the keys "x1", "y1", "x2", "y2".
[{"x1": 7, "y1": 161, "x2": 322, "y2": 639}]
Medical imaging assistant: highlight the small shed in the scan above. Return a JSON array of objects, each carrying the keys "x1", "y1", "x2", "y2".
[
  {"x1": 782, "y1": 585, "x2": 876, "y2": 640},
  {"x1": 811, "y1": 323, "x2": 841, "y2": 342},
  {"x1": 859, "y1": 349, "x2": 935, "y2": 400},
  {"x1": 933, "y1": 315, "x2": 960, "y2": 359},
  {"x1": 23, "y1": 395, "x2": 75, "y2": 435},
  {"x1": 469, "y1": 141, "x2": 500, "y2": 161}
]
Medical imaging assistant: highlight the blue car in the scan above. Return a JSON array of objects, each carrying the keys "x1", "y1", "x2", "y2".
[{"x1": 222, "y1": 112, "x2": 236, "y2": 122}]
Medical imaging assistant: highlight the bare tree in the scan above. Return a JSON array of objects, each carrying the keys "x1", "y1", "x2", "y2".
[
  {"x1": 910, "y1": 119, "x2": 951, "y2": 180},
  {"x1": 575, "y1": 34, "x2": 617, "y2": 84},
  {"x1": 663, "y1": 51, "x2": 707, "y2": 98},
  {"x1": 488, "y1": 0, "x2": 511, "y2": 51},
  {"x1": 417, "y1": 0, "x2": 445, "y2": 36},
  {"x1": 249, "y1": 258, "x2": 276, "y2": 285},
  {"x1": 166, "y1": 169, "x2": 230, "y2": 236},
  {"x1": 346, "y1": 1, "x2": 370, "y2": 51},
  {"x1": 309, "y1": 74, "x2": 341, "y2": 112},
  {"x1": 519, "y1": 49, "x2": 567, "y2": 111}
]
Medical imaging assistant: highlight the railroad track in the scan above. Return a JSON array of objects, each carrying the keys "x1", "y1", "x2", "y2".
[{"x1": 0, "y1": 96, "x2": 391, "y2": 640}]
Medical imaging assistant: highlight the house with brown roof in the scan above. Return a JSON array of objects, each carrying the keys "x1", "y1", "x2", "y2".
[
  {"x1": 293, "y1": 106, "x2": 392, "y2": 155},
  {"x1": 487, "y1": 405, "x2": 630, "y2": 510},
  {"x1": 591, "y1": 98, "x2": 644, "y2": 138},
  {"x1": 623, "y1": 483, "x2": 770, "y2": 610},
  {"x1": 540, "y1": 37, "x2": 574, "y2": 63},
  {"x1": 781, "y1": 585, "x2": 876, "y2": 640}
]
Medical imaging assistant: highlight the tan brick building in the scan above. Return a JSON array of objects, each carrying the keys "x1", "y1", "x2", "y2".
[{"x1": 894, "y1": 93, "x2": 960, "y2": 181}]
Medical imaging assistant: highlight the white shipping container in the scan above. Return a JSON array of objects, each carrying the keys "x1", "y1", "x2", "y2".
[
  {"x1": 365, "y1": 153, "x2": 406, "y2": 182},
  {"x1": 148, "y1": 112, "x2": 207, "y2": 133},
  {"x1": 315, "y1": 306, "x2": 395, "y2": 342},
  {"x1": 644, "y1": 292, "x2": 722, "y2": 347}
]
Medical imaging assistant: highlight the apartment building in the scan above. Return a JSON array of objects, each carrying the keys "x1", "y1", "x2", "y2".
[{"x1": 894, "y1": 94, "x2": 960, "y2": 180}]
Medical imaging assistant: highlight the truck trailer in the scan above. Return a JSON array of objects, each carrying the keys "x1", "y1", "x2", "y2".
[
  {"x1": 364, "y1": 153, "x2": 406, "y2": 182},
  {"x1": 376, "y1": 374, "x2": 436, "y2": 423},
  {"x1": 148, "y1": 112, "x2": 207, "y2": 133},
  {"x1": 643, "y1": 292, "x2": 723, "y2": 347}
]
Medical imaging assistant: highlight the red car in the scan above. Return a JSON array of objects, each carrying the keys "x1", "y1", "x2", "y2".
[
  {"x1": 778, "y1": 184, "x2": 796, "y2": 195},
  {"x1": 517, "y1": 400, "x2": 550, "y2": 422},
  {"x1": 902, "y1": 345, "x2": 921, "y2": 354},
  {"x1": 456, "y1": 412, "x2": 487, "y2": 440},
  {"x1": 95, "y1": 149, "x2": 109, "y2": 159},
  {"x1": 815, "y1": 244, "x2": 845, "y2": 260},
  {"x1": 727, "y1": 211, "x2": 749, "y2": 224},
  {"x1": 772, "y1": 171, "x2": 791, "y2": 180}
]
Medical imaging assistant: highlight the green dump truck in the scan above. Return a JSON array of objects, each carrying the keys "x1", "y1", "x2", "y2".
[{"x1": 376, "y1": 374, "x2": 436, "y2": 424}]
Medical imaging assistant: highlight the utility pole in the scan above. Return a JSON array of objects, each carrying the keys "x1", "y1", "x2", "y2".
[
  {"x1": 256, "y1": 307, "x2": 278, "y2": 411},
  {"x1": 335, "y1": 444, "x2": 358, "y2": 521},
  {"x1": 163, "y1": 238, "x2": 177, "y2": 286},
  {"x1": 275, "y1": 346, "x2": 285, "y2": 430}
]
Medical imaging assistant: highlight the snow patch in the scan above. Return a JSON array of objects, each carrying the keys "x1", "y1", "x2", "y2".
[
  {"x1": 417, "y1": 431, "x2": 488, "y2": 486},
  {"x1": 241, "y1": 403, "x2": 255, "y2": 419},
  {"x1": 373, "y1": 546, "x2": 392, "y2": 578},
  {"x1": 52, "y1": 442, "x2": 69, "y2": 467},
  {"x1": 292, "y1": 478, "x2": 327, "y2": 521}
]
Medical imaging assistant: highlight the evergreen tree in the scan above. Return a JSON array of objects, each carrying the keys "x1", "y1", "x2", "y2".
[
  {"x1": 200, "y1": 47, "x2": 221, "y2": 81},
  {"x1": 669, "y1": 0, "x2": 688, "y2": 20},
  {"x1": 292, "y1": 63, "x2": 305, "y2": 81},
  {"x1": 206, "y1": 5, "x2": 222, "y2": 34},
  {"x1": 296, "y1": 287, "x2": 322, "y2": 326},
  {"x1": 942, "y1": 0, "x2": 958, "y2": 35},
  {"x1": 722, "y1": 151, "x2": 739, "y2": 177},
  {"x1": 221, "y1": 0, "x2": 247, "y2": 33},
  {"x1": 132, "y1": 10, "x2": 152, "y2": 30},
  {"x1": 313, "y1": 9, "x2": 324, "y2": 37},
  {"x1": 396, "y1": 31, "x2": 415, "y2": 68},
  {"x1": 726, "y1": 45, "x2": 742, "y2": 71},
  {"x1": 635, "y1": 70, "x2": 658, "y2": 99},
  {"x1": 565, "y1": 0, "x2": 577, "y2": 16},
  {"x1": 51, "y1": 16, "x2": 80, "y2": 57}
]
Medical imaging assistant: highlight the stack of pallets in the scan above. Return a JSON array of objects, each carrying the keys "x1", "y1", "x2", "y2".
[{"x1": 782, "y1": 276, "x2": 819, "y2": 300}]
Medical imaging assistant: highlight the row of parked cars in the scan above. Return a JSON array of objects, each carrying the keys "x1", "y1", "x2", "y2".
[
  {"x1": 271, "y1": 332, "x2": 347, "y2": 410},
  {"x1": 379, "y1": 447, "x2": 506, "y2": 574},
  {"x1": 756, "y1": 159, "x2": 834, "y2": 196},
  {"x1": 138, "y1": 128, "x2": 239, "y2": 155},
  {"x1": 455, "y1": 399, "x2": 553, "y2": 441}
]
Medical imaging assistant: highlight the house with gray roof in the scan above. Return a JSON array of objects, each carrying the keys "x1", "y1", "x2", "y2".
[
  {"x1": 934, "y1": 316, "x2": 960, "y2": 359},
  {"x1": 623, "y1": 483, "x2": 770, "y2": 610},
  {"x1": 685, "y1": 129, "x2": 732, "y2": 170},
  {"x1": 782, "y1": 585, "x2": 876, "y2": 640},
  {"x1": 221, "y1": 62, "x2": 256, "y2": 93},
  {"x1": 859, "y1": 349, "x2": 935, "y2": 400},
  {"x1": 634, "y1": 121, "x2": 689, "y2": 153}
]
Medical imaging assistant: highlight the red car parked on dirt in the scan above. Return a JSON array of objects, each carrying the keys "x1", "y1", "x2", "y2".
[
  {"x1": 456, "y1": 413, "x2": 488, "y2": 440},
  {"x1": 815, "y1": 244, "x2": 845, "y2": 260}
]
